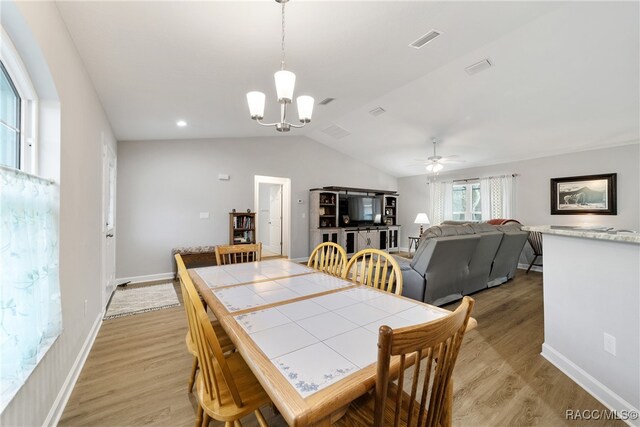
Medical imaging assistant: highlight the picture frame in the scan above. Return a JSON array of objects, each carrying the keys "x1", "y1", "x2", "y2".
[{"x1": 550, "y1": 173, "x2": 617, "y2": 215}]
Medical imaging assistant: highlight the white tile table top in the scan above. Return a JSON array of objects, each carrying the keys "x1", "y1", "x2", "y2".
[
  {"x1": 195, "y1": 259, "x2": 316, "y2": 289},
  {"x1": 231, "y1": 286, "x2": 450, "y2": 399}
]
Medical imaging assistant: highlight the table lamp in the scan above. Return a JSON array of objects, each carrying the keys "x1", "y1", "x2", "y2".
[{"x1": 414, "y1": 213, "x2": 430, "y2": 235}]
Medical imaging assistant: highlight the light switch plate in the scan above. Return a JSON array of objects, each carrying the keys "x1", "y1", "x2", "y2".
[
  {"x1": 603, "y1": 332, "x2": 616, "y2": 356},
  {"x1": 200, "y1": 212, "x2": 210, "y2": 219},
  {"x1": 218, "y1": 173, "x2": 230, "y2": 181}
]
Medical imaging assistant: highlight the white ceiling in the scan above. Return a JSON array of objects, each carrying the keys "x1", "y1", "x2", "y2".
[{"x1": 55, "y1": 1, "x2": 639, "y2": 177}]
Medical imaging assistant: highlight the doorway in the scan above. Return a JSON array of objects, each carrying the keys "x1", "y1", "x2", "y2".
[
  {"x1": 258, "y1": 183, "x2": 283, "y2": 256},
  {"x1": 254, "y1": 175, "x2": 291, "y2": 258},
  {"x1": 101, "y1": 140, "x2": 117, "y2": 309}
]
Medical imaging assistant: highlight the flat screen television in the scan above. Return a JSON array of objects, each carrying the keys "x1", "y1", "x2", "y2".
[{"x1": 347, "y1": 196, "x2": 382, "y2": 224}]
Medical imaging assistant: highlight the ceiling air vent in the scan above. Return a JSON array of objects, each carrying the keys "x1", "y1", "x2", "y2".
[
  {"x1": 465, "y1": 59, "x2": 493, "y2": 75},
  {"x1": 368, "y1": 107, "x2": 386, "y2": 117},
  {"x1": 409, "y1": 30, "x2": 442, "y2": 49},
  {"x1": 322, "y1": 124, "x2": 351, "y2": 140},
  {"x1": 319, "y1": 97, "x2": 335, "y2": 105}
]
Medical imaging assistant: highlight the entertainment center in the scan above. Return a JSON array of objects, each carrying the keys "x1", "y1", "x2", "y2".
[{"x1": 309, "y1": 186, "x2": 400, "y2": 256}]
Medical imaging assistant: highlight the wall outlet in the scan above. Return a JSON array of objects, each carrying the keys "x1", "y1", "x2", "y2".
[
  {"x1": 603, "y1": 332, "x2": 616, "y2": 356},
  {"x1": 302, "y1": 212, "x2": 306, "y2": 218},
  {"x1": 199, "y1": 212, "x2": 210, "y2": 219}
]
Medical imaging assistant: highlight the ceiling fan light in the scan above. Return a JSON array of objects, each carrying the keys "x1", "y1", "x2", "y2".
[
  {"x1": 433, "y1": 163, "x2": 444, "y2": 172},
  {"x1": 246, "y1": 91, "x2": 266, "y2": 120},
  {"x1": 426, "y1": 164, "x2": 434, "y2": 172},
  {"x1": 274, "y1": 70, "x2": 296, "y2": 103},
  {"x1": 296, "y1": 95, "x2": 314, "y2": 123}
]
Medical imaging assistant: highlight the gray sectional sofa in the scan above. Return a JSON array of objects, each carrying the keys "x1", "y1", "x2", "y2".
[{"x1": 396, "y1": 223, "x2": 529, "y2": 306}]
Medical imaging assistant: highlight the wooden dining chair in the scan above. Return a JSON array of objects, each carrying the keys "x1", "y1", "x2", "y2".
[
  {"x1": 180, "y1": 263, "x2": 271, "y2": 427},
  {"x1": 344, "y1": 248, "x2": 403, "y2": 295},
  {"x1": 215, "y1": 242, "x2": 262, "y2": 265},
  {"x1": 175, "y1": 254, "x2": 235, "y2": 392},
  {"x1": 308, "y1": 242, "x2": 348, "y2": 277},
  {"x1": 334, "y1": 296, "x2": 475, "y2": 427}
]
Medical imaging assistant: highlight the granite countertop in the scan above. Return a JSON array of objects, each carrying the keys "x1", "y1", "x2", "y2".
[{"x1": 523, "y1": 225, "x2": 640, "y2": 244}]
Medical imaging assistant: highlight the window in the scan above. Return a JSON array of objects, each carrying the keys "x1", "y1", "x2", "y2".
[
  {"x1": 0, "y1": 61, "x2": 20, "y2": 169},
  {"x1": 452, "y1": 182, "x2": 481, "y2": 221}
]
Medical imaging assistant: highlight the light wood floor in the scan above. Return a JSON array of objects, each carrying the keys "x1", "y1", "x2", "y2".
[{"x1": 59, "y1": 271, "x2": 622, "y2": 427}]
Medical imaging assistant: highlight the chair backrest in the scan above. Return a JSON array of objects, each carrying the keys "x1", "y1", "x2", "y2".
[
  {"x1": 344, "y1": 249, "x2": 403, "y2": 295},
  {"x1": 373, "y1": 296, "x2": 475, "y2": 427},
  {"x1": 527, "y1": 231, "x2": 543, "y2": 256},
  {"x1": 175, "y1": 254, "x2": 198, "y2": 349},
  {"x1": 177, "y1": 263, "x2": 245, "y2": 408},
  {"x1": 215, "y1": 242, "x2": 262, "y2": 265},
  {"x1": 307, "y1": 242, "x2": 347, "y2": 277}
]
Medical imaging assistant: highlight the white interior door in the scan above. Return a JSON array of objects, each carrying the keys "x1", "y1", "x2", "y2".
[
  {"x1": 268, "y1": 185, "x2": 282, "y2": 255},
  {"x1": 102, "y1": 142, "x2": 117, "y2": 308}
]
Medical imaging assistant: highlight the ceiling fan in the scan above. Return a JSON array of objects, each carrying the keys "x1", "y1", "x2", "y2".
[{"x1": 416, "y1": 139, "x2": 464, "y2": 173}]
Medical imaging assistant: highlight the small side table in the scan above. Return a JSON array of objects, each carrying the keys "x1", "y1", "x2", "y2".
[{"x1": 408, "y1": 237, "x2": 420, "y2": 257}]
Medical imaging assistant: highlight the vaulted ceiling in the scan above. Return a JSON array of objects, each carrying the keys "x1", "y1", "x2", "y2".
[{"x1": 56, "y1": 1, "x2": 639, "y2": 177}]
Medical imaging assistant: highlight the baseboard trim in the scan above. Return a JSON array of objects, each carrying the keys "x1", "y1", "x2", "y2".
[
  {"x1": 290, "y1": 257, "x2": 308, "y2": 263},
  {"x1": 44, "y1": 311, "x2": 103, "y2": 426},
  {"x1": 541, "y1": 343, "x2": 639, "y2": 426},
  {"x1": 399, "y1": 246, "x2": 409, "y2": 253},
  {"x1": 116, "y1": 272, "x2": 175, "y2": 284},
  {"x1": 517, "y1": 262, "x2": 543, "y2": 273}
]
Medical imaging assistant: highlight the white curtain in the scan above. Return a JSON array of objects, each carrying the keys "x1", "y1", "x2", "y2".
[
  {"x1": 479, "y1": 174, "x2": 515, "y2": 220},
  {"x1": 427, "y1": 180, "x2": 453, "y2": 225},
  {"x1": 0, "y1": 167, "x2": 62, "y2": 412}
]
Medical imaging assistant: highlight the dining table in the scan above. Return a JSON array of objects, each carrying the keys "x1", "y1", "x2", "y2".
[{"x1": 189, "y1": 258, "x2": 477, "y2": 426}]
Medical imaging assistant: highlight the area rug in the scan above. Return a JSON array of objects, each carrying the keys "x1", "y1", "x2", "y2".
[{"x1": 104, "y1": 282, "x2": 180, "y2": 320}]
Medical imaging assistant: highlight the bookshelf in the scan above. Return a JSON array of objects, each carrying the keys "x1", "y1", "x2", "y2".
[
  {"x1": 229, "y1": 212, "x2": 256, "y2": 245},
  {"x1": 383, "y1": 195, "x2": 398, "y2": 226}
]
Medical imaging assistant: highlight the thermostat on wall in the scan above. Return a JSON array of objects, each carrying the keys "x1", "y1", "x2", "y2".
[{"x1": 218, "y1": 173, "x2": 230, "y2": 181}]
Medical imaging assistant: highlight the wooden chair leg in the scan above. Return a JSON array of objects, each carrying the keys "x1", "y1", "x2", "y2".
[
  {"x1": 234, "y1": 419, "x2": 243, "y2": 427},
  {"x1": 255, "y1": 409, "x2": 268, "y2": 427},
  {"x1": 188, "y1": 357, "x2": 198, "y2": 391},
  {"x1": 201, "y1": 414, "x2": 210, "y2": 427},
  {"x1": 224, "y1": 422, "x2": 233, "y2": 427},
  {"x1": 195, "y1": 405, "x2": 203, "y2": 427}
]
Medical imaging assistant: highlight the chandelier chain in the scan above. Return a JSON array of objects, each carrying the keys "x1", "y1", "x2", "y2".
[{"x1": 281, "y1": 1, "x2": 286, "y2": 69}]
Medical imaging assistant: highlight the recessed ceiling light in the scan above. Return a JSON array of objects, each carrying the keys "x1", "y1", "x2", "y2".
[
  {"x1": 176, "y1": 120, "x2": 187, "y2": 127},
  {"x1": 465, "y1": 59, "x2": 493, "y2": 75}
]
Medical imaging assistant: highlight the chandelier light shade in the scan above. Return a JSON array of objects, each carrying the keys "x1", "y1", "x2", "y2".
[
  {"x1": 246, "y1": 91, "x2": 266, "y2": 120},
  {"x1": 246, "y1": 0, "x2": 314, "y2": 132},
  {"x1": 296, "y1": 95, "x2": 314, "y2": 122},
  {"x1": 274, "y1": 70, "x2": 296, "y2": 103}
]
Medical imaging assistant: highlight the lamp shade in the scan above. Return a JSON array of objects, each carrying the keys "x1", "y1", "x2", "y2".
[
  {"x1": 296, "y1": 95, "x2": 314, "y2": 122},
  {"x1": 274, "y1": 70, "x2": 296, "y2": 103},
  {"x1": 414, "y1": 213, "x2": 430, "y2": 225},
  {"x1": 246, "y1": 91, "x2": 266, "y2": 119},
  {"x1": 433, "y1": 163, "x2": 444, "y2": 172},
  {"x1": 426, "y1": 164, "x2": 434, "y2": 172}
]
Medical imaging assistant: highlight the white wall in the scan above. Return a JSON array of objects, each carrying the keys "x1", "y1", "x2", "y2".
[
  {"x1": 542, "y1": 234, "x2": 639, "y2": 414},
  {"x1": 1, "y1": 2, "x2": 117, "y2": 425},
  {"x1": 116, "y1": 136, "x2": 397, "y2": 280},
  {"x1": 398, "y1": 143, "x2": 640, "y2": 241}
]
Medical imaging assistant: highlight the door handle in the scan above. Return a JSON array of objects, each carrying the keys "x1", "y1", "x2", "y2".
[{"x1": 106, "y1": 233, "x2": 114, "y2": 238}]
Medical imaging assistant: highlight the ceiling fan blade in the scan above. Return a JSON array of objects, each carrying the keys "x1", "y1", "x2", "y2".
[{"x1": 440, "y1": 158, "x2": 466, "y2": 164}]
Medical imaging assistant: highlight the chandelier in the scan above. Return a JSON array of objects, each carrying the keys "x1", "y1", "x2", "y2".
[{"x1": 246, "y1": 0, "x2": 314, "y2": 132}]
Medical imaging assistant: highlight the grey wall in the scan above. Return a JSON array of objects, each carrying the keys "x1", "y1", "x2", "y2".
[
  {"x1": 398, "y1": 143, "x2": 640, "y2": 242},
  {"x1": 1, "y1": 1, "x2": 117, "y2": 425},
  {"x1": 116, "y1": 136, "x2": 397, "y2": 279}
]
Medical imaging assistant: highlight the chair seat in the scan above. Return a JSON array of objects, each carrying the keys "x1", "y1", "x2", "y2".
[
  {"x1": 195, "y1": 352, "x2": 271, "y2": 422},
  {"x1": 334, "y1": 384, "x2": 437, "y2": 427},
  {"x1": 186, "y1": 320, "x2": 235, "y2": 356}
]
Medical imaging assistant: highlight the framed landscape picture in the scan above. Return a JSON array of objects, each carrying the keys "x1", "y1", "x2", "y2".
[{"x1": 550, "y1": 173, "x2": 617, "y2": 215}]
